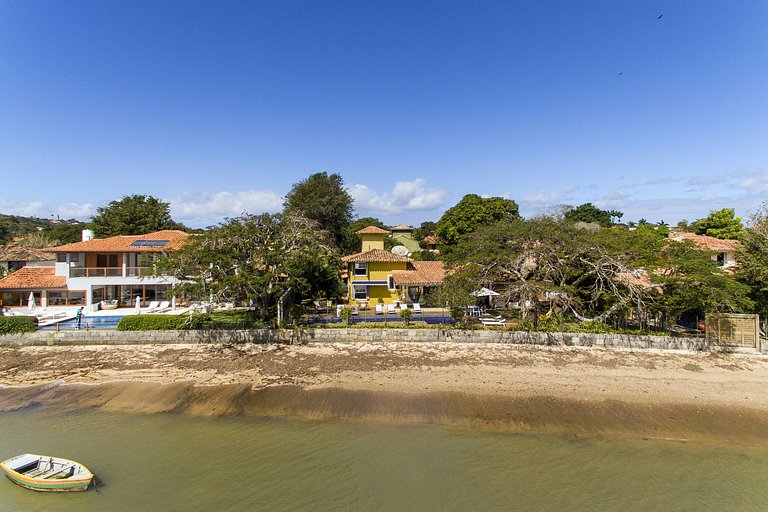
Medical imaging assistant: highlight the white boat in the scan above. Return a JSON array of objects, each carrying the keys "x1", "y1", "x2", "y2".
[{"x1": 1, "y1": 454, "x2": 94, "y2": 492}]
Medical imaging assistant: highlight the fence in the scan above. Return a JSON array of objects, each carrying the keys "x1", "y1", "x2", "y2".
[{"x1": 705, "y1": 313, "x2": 760, "y2": 349}]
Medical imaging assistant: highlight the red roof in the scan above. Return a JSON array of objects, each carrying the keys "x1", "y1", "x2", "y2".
[
  {"x1": 45, "y1": 230, "x2": 190, "y2": 253},
  {"x1": 342, "y1": 249, "x2": 411, "y2": 263},
  {"x1": 0, "y1": 267, "x2": 66, "y2": 290},
  {"x1": 669, "y1": 233, "x2": 740, "y2": 252},
  {"x1": 392, "y1": 261, "x2": 445, "y2": 286},
  {"x1": 356, "y1": 226, "x2": 390, "y2": 235}
]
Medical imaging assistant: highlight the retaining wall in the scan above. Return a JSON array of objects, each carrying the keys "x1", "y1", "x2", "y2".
[{"x1": 0, "y1": 327, "x2": 723, "y2": 352}]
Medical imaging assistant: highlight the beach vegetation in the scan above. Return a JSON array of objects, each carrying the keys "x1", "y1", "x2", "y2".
[
  {"x1": 563, "y1": 203, "x2": 614, "y2": 227},
  {"x1": 691, "y1": 208, "x2": 743, "y2": 240},
  {"x1": 0, "y1": 315, "x2": 38, "y2": 334}
]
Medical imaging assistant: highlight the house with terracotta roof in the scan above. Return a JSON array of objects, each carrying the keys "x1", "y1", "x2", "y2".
[
  {"x1": 0, "y1": 244, "x2": 55, "y2": 275},
  {"x1": 341, "y1": 226, "x2": 444, "y2": 307},
  {"x1": 669, "y1": 232, "x2": 740, "y2": 268},
  {"x1": 389, "y1": 224, "x2": 421, "y2": 254},
  {"x1": 0, "y1": 229, "x2": 189, "y2": 309}
]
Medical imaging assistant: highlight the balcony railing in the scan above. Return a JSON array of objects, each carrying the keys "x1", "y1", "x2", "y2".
[{"x1": 69, "y1": 267, "x2": 152, "y2": 278}]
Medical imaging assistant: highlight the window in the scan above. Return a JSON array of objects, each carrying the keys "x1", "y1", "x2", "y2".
[
  {"x1": 56, "y1": 253, "x2": 67, "y2": 263},
  {"x1": 96, "y1": 254, "x2": 119, "y2": 267},
  {"x1": 353, "y1": 262, "x2": 367, "y2": 276},
  {"x1": 387, "y1": 274, "x2": 396, "y2": 291},
  {"x1": 353, "y1": 285, "x2": 368, "y2": 300},
  {"x1": 70, "y1": 253, "x2": 80, "y2": 263}
]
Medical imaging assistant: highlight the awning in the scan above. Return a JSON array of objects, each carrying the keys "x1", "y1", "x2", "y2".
[{"x1": 470, "y1": 287, "x2": 500, "y2": 297}]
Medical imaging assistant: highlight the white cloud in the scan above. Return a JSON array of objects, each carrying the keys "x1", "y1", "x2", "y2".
[
  {"x1": 348, "y1": 179, "x2": 447, "y2": 214},
  {"x1": 521, "y1": 189, "x2": 574, "y2": 205},
  {"x1": 595, "y1": 191, "x2": 629, "y2": 209},
  {"x1": 0, "y1": 199, "x2": 45, "y2": 217},
  {"x1": 56, "y1": 203, "x2": 94, "y2": 219},
  {"x1": 738, "y1": 173, "x2": 768, "y2": 192},
  {"x1": 170, "y1": 189, "x2": 283, "y2": 226}
]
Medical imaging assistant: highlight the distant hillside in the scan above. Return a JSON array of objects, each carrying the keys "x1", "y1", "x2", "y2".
[{"x1": 0, "y1": 214, "x2": 85, "y2": 245}]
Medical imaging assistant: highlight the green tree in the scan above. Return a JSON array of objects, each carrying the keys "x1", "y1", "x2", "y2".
[
  {"x1": 155, "y1": 212, "x2": 338, "y2": 320},
  {"x1": 91, "y1": 195, "x2": 186, "y2": 237},
  {"x1": 563, "y1": 203, "x2": 613, "y2": 227},
  {"x1": 412, "y1": 221, "x2": 437, "y2": 241},
  {"x1": 656, "y1": 240, "x2": 752, "y2": 321},
  {"x1": 283, "y1": 172, "x2": 354, "y2": 251},
  {"x1": 691, "y1": 208, "x2": 743, "y2": 239},
  {"x1": 446, "y1": 217, "x2": 664, "y2": 323},
  {"x1": 737, "y1": 202, "x2": 768, "y2": 315},
  {"x1": 42, "y1": 222, "x2": 87, "y2": 245},
  {"x1": 436, "y1": 194, "x2": 519, "y2": 247}
]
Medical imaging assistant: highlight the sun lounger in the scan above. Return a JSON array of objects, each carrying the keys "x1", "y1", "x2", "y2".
[
  {"x1": 480, "y1": 315, "x2": 506, "y2": 326},
  {"x1": 386, "y1": 304, "x2": 396, "y2": 314},
  {"x1": 142, "y1": 301, "x2": 160, "y2": 313},
  {"x1": 412, "y1": 303, "x2": 422, "y2": 314},
  {"x1": 154, "y1": 301, "x2": 171, "y2": 313},
  {"x1": 375, "y1": 303, "x2": 384, "y2": 315}
]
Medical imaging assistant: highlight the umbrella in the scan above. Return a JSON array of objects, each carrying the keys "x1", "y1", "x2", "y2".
[
  {"x1": 28, "y1": 292, "x2": 36, "y2": 312},
  {"x1": 470, "y1": 287, "x2": 500, "y2": 297},
  {"x1": 134, "y1": 295, "x2": 142, "y2": 314}
]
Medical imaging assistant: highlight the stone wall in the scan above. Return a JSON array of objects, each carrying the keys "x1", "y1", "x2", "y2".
[{"x1": 0, "y1": 327, "x2": 718, "y2": 351}]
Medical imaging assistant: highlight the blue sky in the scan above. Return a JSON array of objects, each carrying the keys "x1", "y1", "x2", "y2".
[{"x1": 1, "y1": 1, "x2": 767, "y2": 228}]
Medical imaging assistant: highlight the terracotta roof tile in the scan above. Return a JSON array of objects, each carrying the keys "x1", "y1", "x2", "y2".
[
  {"x1": 669, "y1": 233, "x2": 740, "y2": 252},
  {"x1": 45, "y1": 230, "x2": 190, "y2": 253},
  {"x1": 342, "y1": 249, "x2": 411, "y2": 263},
  {"x1": 389, "y1": 224, "x2": 413, "y2": 231},
  {"x1": 356, "y1": 226, "x2": 390, "y2": 235},
  {"x1": 422, "y1": 235, "x2": 438, "y2": 245},
  {"x1": 392, "y1": 261, "x2": 446, "y2": 286},
  {"x1": 0, "y1": 245, "x2": 55, "y2": 262},
  {"x1": 0, "y1": 267, "x2": 66, "y2": 289}
]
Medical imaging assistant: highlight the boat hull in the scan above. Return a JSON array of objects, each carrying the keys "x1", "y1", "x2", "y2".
[{"x1": 0, "y1": 454, "x2": 94, "y2": 492}]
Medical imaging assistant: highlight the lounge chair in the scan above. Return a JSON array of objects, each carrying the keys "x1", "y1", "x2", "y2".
[
  {"x1": 154, "y1": 301, "x2": 171, "y2": 313},
  {"x1": 142, "y1": 301, "x2": 160, "y2": 313},
  {"x1": 412, "y1": 303, "x2": 422, "y2": 314},
  {"x1": 375, "y1": 303, "x2": 384, "y2": 315},
  {"x1": 386, "y1": 304, "x2": 396, "y2": 314},
  {"x1": 313, "y1": 300, "x2": 329, "y2": 314},
  {"x1": 480, "y1": 315, "x2": 506, "y2": 326},
  {"x1": 350, "y1": 306, "x2": 359, "y2": 316}
]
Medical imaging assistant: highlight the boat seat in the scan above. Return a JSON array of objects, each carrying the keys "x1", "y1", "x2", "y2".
[{"x1": 40, "y1": 464, "x2": 74, "y2": 479}]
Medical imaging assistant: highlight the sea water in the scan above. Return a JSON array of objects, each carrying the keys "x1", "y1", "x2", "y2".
[{"x1": 0, "y1": 407, "x2": 766, "y2": 511}]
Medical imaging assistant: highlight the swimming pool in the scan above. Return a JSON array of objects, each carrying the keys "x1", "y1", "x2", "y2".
[{"x1": 39, "y1": 315, "x2": 126, "y2": 330}]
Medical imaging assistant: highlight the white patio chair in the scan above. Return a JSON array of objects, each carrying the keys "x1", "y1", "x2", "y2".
[
  {"x1": 375, "y1": 303, "x2": 384, "y2": 315},
  {"x1": 412, "y1": 303, "x2": 422, "y2": 314},
  {"x1": 386, "y1": 304, "x2": 396, "y2": 314}
]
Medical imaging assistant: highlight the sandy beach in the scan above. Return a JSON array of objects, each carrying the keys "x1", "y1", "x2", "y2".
[{"x1": 0, "y1": 341, "x2": 766, "y2": 443}]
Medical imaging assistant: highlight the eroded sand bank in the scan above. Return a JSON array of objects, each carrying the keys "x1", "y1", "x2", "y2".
[{"x1": 0, "y1": 342, "x2": 766, "y2": 443}]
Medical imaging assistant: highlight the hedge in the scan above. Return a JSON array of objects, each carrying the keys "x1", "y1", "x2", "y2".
[
  {"x1": 116, "y1": 315, "x2": 186, "y2": 331},
  {"x1": 0, "y1": 316, "x2": 38, "y2": 335}
]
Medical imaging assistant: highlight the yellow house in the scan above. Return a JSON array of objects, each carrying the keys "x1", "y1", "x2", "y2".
[
  {"x1": 341, "y1": 226, "x2": 409, "y2": 306},
  {"x1": 341, "y1": 226, "x2": 445, "y2": 307}
]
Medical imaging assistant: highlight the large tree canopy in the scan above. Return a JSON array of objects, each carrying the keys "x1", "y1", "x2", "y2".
[
  {"x1": 563, "y1": 203, "x2": 613, "y2": 227},
  {"x1": 737, "y1": 202, "x2": 768, "y2": 315},
  {"x1": 91, "y1": 195, "x2": 185, "y2": 237},
  {"x1": 283, "y1": 172, "x2": 354, "y2": 251},
  {"x1": 155, "y1": 212, "x2": 338, "y2": 319},
  {"x1": 435, "y1": 194, "x2": 519, "y2": 247},
  {"x1": 691, "y1": 208, "x2": 743, "y2": 239}
]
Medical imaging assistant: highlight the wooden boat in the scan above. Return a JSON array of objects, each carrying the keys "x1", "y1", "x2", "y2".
[{"x1": 1, "y1": 454, "x2": 94, "y2": 492}]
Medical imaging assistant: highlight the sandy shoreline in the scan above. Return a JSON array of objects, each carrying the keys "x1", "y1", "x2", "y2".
[{"x1": 0, "y1": 342, "x2": 766, "y2": 443}]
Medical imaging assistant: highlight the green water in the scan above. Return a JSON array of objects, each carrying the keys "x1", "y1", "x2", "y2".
[{"x1": 0, "y1": 407, "x2": 766, "y2": 511}]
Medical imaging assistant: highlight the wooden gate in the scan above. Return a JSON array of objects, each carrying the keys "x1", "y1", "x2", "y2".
[{"x1": 705, "y1": 313, "x2": 760, "y2": 349}]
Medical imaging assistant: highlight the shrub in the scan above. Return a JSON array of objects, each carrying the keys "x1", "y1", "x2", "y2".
[
  {"x1": 399, "y1": 308, "x2": 413, "y2": 326},
  {"x1": 0, "y1": 316, "x2": 38, "y2": 334},
  {"x1": 116, "y1": 315, "x2": 186, "y2": 331},
  {"x1": 338, "y1": 306, "x2": 352, "y2": 325}
]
